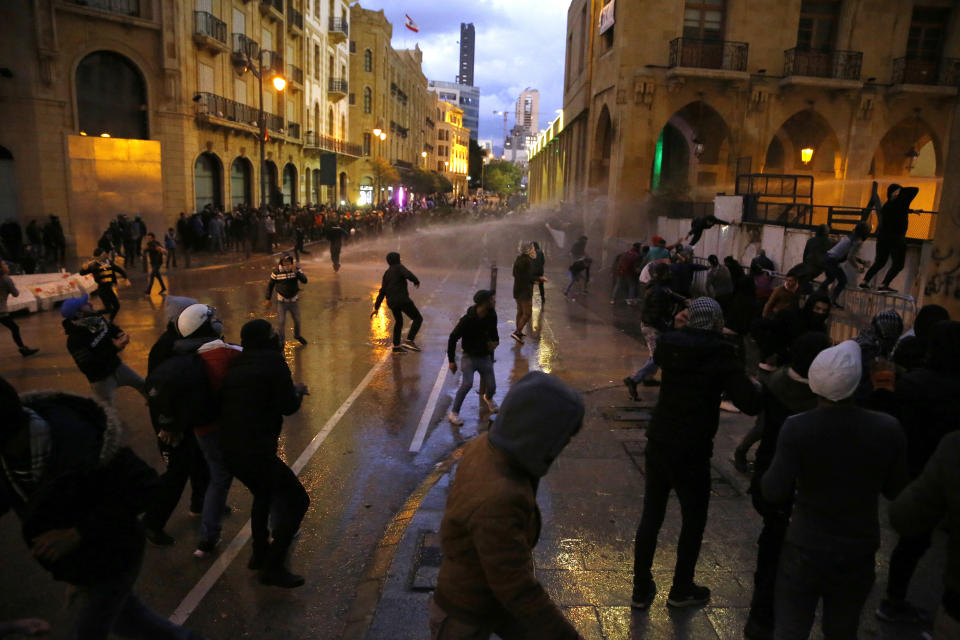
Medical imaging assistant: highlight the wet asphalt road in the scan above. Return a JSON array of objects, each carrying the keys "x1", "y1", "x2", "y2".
[{"x1": 0, "y1": 214, "x2": 576, "y2": 639}]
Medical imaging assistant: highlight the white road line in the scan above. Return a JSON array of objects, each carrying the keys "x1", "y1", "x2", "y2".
[
  {"x1": 409, "y1": 360, "x2": 450, "y2": 453},
  {"x1": 169, "y1": 349, "x2": 391, "y2": 626}
]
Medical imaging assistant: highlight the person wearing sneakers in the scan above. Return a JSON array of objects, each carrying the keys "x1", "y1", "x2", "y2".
[
  {"x1": 447, "y1": 290, "x2": 500, "y2": 426},
  {"x1": 511, "y1": 243, "x2": 541, "y2": 344},
  {"x1": 373, "y1": 252, "x2": 423, "y2": 353},
  {"x1": 819, "y1": 222, "x2": 870, "y2": 309},
  {"x1": 0, "y1": 261, "x2": 38, "y2": 357},
  {"x1": 623, "y1": 262, "x2": 683, "y2": 399},
  {"x1": 860, "y1": 184, "x2": 919, "y2": 293},
  {"x1": 431, "y1": 372, "x2": 586, "y2": 640},
  {"x1": 265, "y1": 254, "x2": 308, "y2": 346},
  {"x1": 632, "y1": 297, "x2": 762, "y2": 611},
  {"x1": 763, "y1": 340, "x2": 907, "y2": 640},
  {"x1": 219, "y1": 319, "x2": 310, "y2": 588},
  {"x1": 142, "y1": 232, "x2": 167, "y2": 296}
]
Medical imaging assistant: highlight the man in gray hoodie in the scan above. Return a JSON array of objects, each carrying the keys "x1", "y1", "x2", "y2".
[{"x1": 431, "y1": 372, "x2": 586, "y2": 640}]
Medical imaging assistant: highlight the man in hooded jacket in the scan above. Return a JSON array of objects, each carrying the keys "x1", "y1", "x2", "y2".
[
  {"x1": 447, "y1": 290, "x2": 499, "y2": 426},
  {"x1": 373, "y1": 252, "x2": 423, "y2": 352},
  {"x1": 632, "y1": 297, "x2": 762, "y2": 610},
  {"x1": 431, "y1": 372, "x2": 586, "y2": 640},
  {"x1": 860, "y1": 184, "x2": 919, "y2": 292}
]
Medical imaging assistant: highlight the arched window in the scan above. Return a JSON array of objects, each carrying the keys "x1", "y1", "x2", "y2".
[
  {"x1": 364, "y1": 49, "x2": 372, "y2": 72},
  {"x1": 314, "y1": 103, "x2": 320, "y2": 133},
  {"x1": 76, "y1": 51, "x2": 148, "y2": 139},
  {"x1": 363, "y1": 86, "x2": 372, "y2": 114},
  {"x1": 328, "y1": 108, "x2": 334, "y2": 136},
  {"x1": 341, "y1": 115, "x2": 346, "y2": 139},
  {"x1": 282, "y1": 163, "x2": 297, "y2": 206},
  {"x1": 195, "y1": 152, "x2": 223, "y2": 211},
  {"x1": 230, "y1": 157, "x2": 252, "y2": 208}
]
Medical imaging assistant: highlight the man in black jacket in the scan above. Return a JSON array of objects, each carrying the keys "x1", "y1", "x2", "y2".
[
  {"x1": 219, "y1": 319, "x2": 310, "y2": 588},
  {"x1": 0, "y1": 377, "x2": 204, "y2": 639},
  {"x1": 511, "y1": 243, "x2": 542, "y2": 343},
  {"x1": 632, "y1": 297, "x2": 761, "y2": 610},
  {"x1": 61, "y1": 294, "x2": 145, "y2": 406},
  {"x1": 373, "y1": 252, "x2": 422, "y2": 353},
  {"x1": 79, "y1": 248, "x2": 127, "y2": 321},
  {"x1": 860, "y1": 183, "x2": 919, "y2": 292},
  {"x1": 325, "y1": 224, "x2": 348, "y2": 272},
  {"x1": 265, "y1": 254, "x2": 308, "y2": 346},
  {"x1": 623, "y1": 262, "x2": 683, "y2": 398},
  {"x1": 447, "y1": 290, "x2": 499, "y2": 426},
  {"x1": 744, "y1": 332, "x2": 832, "y2": 640}
]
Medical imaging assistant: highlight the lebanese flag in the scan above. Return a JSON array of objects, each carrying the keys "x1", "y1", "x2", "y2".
[{"x1": 404, "y1": 14, "x2": 419, "y2": 32}]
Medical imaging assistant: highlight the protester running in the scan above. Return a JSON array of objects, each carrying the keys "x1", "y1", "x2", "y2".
[
  {"x1": 373, "y1": 252, "x2": 423, "y2": 353},
  {"x1": 0, "y1": 261, "x2": 38, "y2": 357},
  {"x1": 447, "y1": 290, "x2": 499, "y2": 426},
  {"x1": 79, "y1": 248, "x2": 127, "y2": 321}
]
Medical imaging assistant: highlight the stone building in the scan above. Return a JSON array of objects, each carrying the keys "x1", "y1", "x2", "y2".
[
  {"x1": 529, "y1": 0, "x2": 960, "y2": 245},
  {"x1": 346, "y1": 5, "x2": 432, "y2": 205},
  {"x1": 0, "y1": 0, "x2": 358, "y2": 259},
  {"x1": 437, "y1": 100, "x2": 469, "y2": 197}
]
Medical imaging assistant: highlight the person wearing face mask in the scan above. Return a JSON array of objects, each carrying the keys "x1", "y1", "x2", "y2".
[
  {"x1": 430, "y1": 372, "x2": 586, "y2": 640},
  {"x1": 798, "y1": 293, "x2": 832, "y2": 335},
  {"x1": 61, "y1": 294, "x2": 145, "y2": 406},
  {"x1": 219, "y1": 319, "x2": 310, "y2": 588}
]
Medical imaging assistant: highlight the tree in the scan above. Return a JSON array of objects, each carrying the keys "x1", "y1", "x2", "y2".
[
  {"x1": 483, "y1": 160, "x2": 523, "y2": 197},
  {"x1": 369, "y1": 157, "x2": 399, "y2": 204},
  {"x1": 433, "y1": 171, "x2": 453, "y2": 194},
  {"x1": 403, "y1": 168, "x2": 439, "y2": 196},
  {"x1": 468, "y1": 139, "x2": 486, "y2": 186}
]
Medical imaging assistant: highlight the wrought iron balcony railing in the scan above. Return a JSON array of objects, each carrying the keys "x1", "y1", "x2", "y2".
[
  {"x1": 784, "y1": 48, "x2": 862, "y2": 81},
  {"x1": 892, "y1": 57, "x2": 960, "y2": 87},
  {"x1": 67, "y1": 0, "x2": 140, "y2": 17},
  {"x1": 668, "y1": 37, "x2": 748, "y2": 72},
  {"x1": 194, "y1": 11, "x2": 227, "y2": 44},
  {"x1": 329, "y1": 17, "x2": 349, "y2": 37},
  {"x1": 232, "y1": 33, "x2": 259, "y2": 60},
  {"x1": 328, "y1": 78, "x2": 348, "y2": 94},
  {"x1": 304, "y1": 132, "x2": 362, "y2": 157},
  {"x1": 194, "y1": 92, "x2": 284, "y2": 133},
  {"x1": 289, "y1": 64, "x2": 304, "y2": 85},
  {"x1": 287, "y1": 3, "x2": 303, "y2": 30}
]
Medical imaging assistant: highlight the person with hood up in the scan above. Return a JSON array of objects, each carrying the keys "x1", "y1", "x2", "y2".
[
  {"x1": 0, "y1": 260, "x2": 38, "y2": 357},
  {"x1": 854, "y1": 309, "x2": 903, "y2": 402},
  {"x1": 265, "y1": 253, "x2": 308, "y2": 346},
  {"x1": 0, "y1": 376, "x2": 206, "y2": 639},
  {"x1": 743, "y1": 333, "x2": 833, "y2": 640},
  {"x1": 430, "y1": 371, "x2": 586, "y2": 640},
  {"x1": 447, "y1": 290, "x2": 500, "y2": 426},
  {"x1": 219, "y1": 319, "x2": 310, "y2": 588},
  {"x1": 373, "y1": 252, "x2": 423, "y2": 353},
  {"x1": 61, "y1": 294, "x2": 145, "y2": 406},
  {"x1": 762, "y1": 340, "x2": 907, "y2": 640},
  {"x1": 624, "y1": 262, "x2": 684, "y2": 398},
  {"x1": 632, "y1": 297, "x2": 762, "y2": 610},
  {"x1": 860, "y1": 183, "x2": 920, "y2": 293},
  {"x1": 819, "y1": 222, "x2": 870, "y2": 308},
  {"x1": 325, "y1": 223, "x2": 348, "y2": 271},
  {"x1": 891, "y1": 304, "x2": 950, "y2": 372},
  {"x1": 79, "y1": 247, "x2": 128, "y2": 322},
  {"x1": 874, "y1": 321, "x2": 960, "y2": 625}
]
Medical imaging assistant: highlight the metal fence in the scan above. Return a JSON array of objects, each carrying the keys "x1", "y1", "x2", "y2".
[
  {"x1": 329, "y1": 17, "x2": 349, "y2": 36},
  {"x1": 194, "y1": 92, "x2": 284, "y2": 134},
  {"x1": 784, "y1": 48, "x2": 862, "y2": 80},
  {"x1": 892, "y1": 57, "x2": 960, "y2": 86},
  {"x1": 68, "y1": 0, "x2": 140, "y2": 17},
  {"x1": 303, "y1": 132, "x2": 362, "y2": 157},
  {"x1": 328, "y1": 78, "x2": 348, "y2": 94},
  {"x1": 194, "y1": 11, "x2": 226, "y2": 44},
  {"x1": 668, "y1": 37, "x2": 748, "y2": 72},
  {"x1": 232, "y1": 33, "x2": 259, "y2": 60},
  {"x1": 287, "y1": 3, "x2": 303, "y2": 30}
]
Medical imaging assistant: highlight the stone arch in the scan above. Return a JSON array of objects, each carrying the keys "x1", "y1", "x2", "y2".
[
  {"x1": 230, "y1": 156, "x2": 253, "y2": 208},
  {"x1": 764, "y1": 109, "x2": 841, "y2": 176},
  {"x1": 872, "y1": 115, "x2": 941, "y2": 178},
  {"x1": 194, "y1": 152, "x2": 223, "y2": 211},
  {"x1": 327, "y1": 107, "x2": 334, "y2": 136},
  {"x1": 282, "y1": 162, "x2": 297, "y2": 206},
  {"x1": 265, "y1": 160, "x2": 280, "y2": 206},
  {"x1": 589, "y1": 105, "x2": 613, "y2": 193},
  {"x1": 653, "y1": 100, "x2": 733, "y2": 198},
  {"x1": 75, "y1": 50, "x2": 149, "y2": 139}
]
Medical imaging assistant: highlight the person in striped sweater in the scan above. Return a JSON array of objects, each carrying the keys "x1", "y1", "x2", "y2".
[{"x1": 264, "y1": 254, "x2": 308, "y2": 346}]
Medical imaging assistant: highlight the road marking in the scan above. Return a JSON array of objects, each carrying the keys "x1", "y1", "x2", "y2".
[
  {"x1": 169, "y1": 348, "x2": 391, "y2": 625},
  {"x1": 409, "y1": 360, "x2": 450, "y2": 453}
]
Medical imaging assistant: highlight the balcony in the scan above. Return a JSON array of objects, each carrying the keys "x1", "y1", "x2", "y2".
[
  {"x1": 287, "y1": 3, "x2": 302, "y2": 35},
  {"x1": 304, "y1": 132, "x2": 362, "y2": 157},
  {"x1": 231, "y1": 33, "x2": 259, "y2": 62},
  {"x1": 261, "y1": 50, "x2": 283, "y2": 74},
  {"x1": 667, "y1": 38, "x2": 749, "y2": 82},
  {"x1": 259, "y1": 0, "x2": 282, "y2": 22},
  {"x1": 288, "y1": 64, "x2": 304, "y2": 89},
  {"x1": 328, "y1": 78, "x2": 348, "y2": 100},
  {"x1": 890, "y1": 57, "x2": 960, "y2": 96},
  {"x1": 194, "y1": 92, "x2": 283, "y2": 135},
  {"x1": 193, "y1": 11, "x2": 229, "y2": 55},
  {"x1": 329, "y1": 17, "x2": 349, "y2": 43},
  {"x1": 286, "y1": 122, "x2": 301, "y2": 140},
  {"x1": 65, "y1": 0, "x2": 140, "y2": 18},
  {"x1": 782, "y1": 48, "x2": 862, "y2": 89}
]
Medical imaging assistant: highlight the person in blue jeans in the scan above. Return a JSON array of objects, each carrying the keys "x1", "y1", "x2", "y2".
[
  {"x1": 447, "y1": 290, "x2": 500, "y2": 426},
  {"x1": 0, "y1": 377, "x2": 204, "y2": 640},
  {"x1": 762, "y1": 340, "x2": 907, "y2": 640}
]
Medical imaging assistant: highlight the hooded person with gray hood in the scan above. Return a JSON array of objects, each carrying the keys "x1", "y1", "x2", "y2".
[{"x1": 431, "y1": 372, "x2": 586, "y2": 640}]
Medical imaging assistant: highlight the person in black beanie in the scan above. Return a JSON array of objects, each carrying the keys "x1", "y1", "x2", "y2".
[
  {"x1": 373, "y1": 252, "x2": 423, "y2": 353},
  {"x1": 860, "y1": 183, "x2": 919, "y2": 293},
  {"x1": 219, "y1": 319, "x2": 310, "y2": 588},
  {"x1": 744, "y1": 332, "x2": 833, "y2": 640},
  {"x1": 891, "y1": 304, "x2": 950, "y2": 372}
]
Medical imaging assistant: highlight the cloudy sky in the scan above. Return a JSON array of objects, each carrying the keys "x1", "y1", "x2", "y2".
[{"x1": 357, "y1": 0, "x2": 567, "y2": 149}]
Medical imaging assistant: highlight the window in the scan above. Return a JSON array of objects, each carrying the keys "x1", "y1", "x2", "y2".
[
  {"x1": 579, "y1": 4, "x2": 588, "y2": 70},
  {"x1": 264, "y1": 91, "x2": 274, "y2": 114},
  {"x1": 364, "y1": 49, "x2": 372, "y2": 72},
  {"x1": 566, "y1": 33, "x2": 573, "y2": 88},
  {"x1": 76, "y1": 51, "x2": 148, "y2": 139},
  {"x1": 363, "y1": 86, "x2": 371, "y2": 113},
  {"x1": 683, "y1": 0, "x2": 724, "y2": 40},
  {"x1": 233, "y1": 7, "x2": 246, "y2": 35},
  {"x1": 907, "y1": 7, "x2": 950, "y2": 60},
  {"x1": 314, "y1": 44, "x2": 320, "y2": 80},
  {"x1": 341, "y1": 115, "x2": 346, "y2": 139},
  {"x1": 327, "y1": 108, "x2": 334, "y2": 135},
  {"x1": 599, "y1": 0, "x2": 615, "y2": 49},
  {"x1": 261, "y1": 27, "x2": 273, "y2": 51},
  {"x1": 797, "y1": 0, "x2": 840, "y2": 51},
  {"x1": 328, "y1": 55, "x2": 334, "y2": 78},
  {"x1": 235, "y1": 79, "x2": 247, "y2": 105},
  {"x1": 196, "y1": 0, "x2": 211, "y2": 12},
  {"x1": 314, "y1": 0, "x2": 320, "y2": 18},
  {"x1": 197, "y1": 62, "x2": 214, "y2": 93},
  {"x1": 363, "y1": 132, "x2": 371, "y2": 156}
]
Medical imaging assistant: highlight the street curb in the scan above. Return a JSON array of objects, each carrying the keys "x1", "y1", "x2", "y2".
[{"x1": 341, "y1": 447, "x2": 464, "y2": 640}]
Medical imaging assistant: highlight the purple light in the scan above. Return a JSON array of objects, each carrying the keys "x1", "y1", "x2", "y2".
[{"x1": 397, "y1": 186, "x2": 405, "y2": 207}]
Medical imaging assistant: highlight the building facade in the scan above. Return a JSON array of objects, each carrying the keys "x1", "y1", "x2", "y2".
[
  {"x1": 437, "y1": 100, "x2": 469, "y2": 196},
  {"x1": 428, "y1": 80, "x2": 480, "y2": 143},
  {"x1": 529, "y1": 0, "x2": 960, "y2": 244},
  {"x1": 0, "y1": 0, "x2": 362, "y2": 259},
  {"x1": 458, "y1": 22, "x2": 475, "y2": 86},
  {"x1": 515, "y1": 88, "x2": 540, "y2": 136}
]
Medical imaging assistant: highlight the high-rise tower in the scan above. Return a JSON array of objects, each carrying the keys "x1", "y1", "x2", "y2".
[{"x1": 458, "y1": 23, "x2": 475, "y2": 86}]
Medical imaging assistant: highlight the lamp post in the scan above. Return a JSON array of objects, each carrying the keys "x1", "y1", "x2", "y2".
[
  {"x1": 233, "y1": 49, "x2": 286, "y2": 211},
  {"x1": 372, "y1": 125, "x2": 387, "y2": 205}
]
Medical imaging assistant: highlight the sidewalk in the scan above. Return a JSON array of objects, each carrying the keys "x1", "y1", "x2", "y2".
[{"x1": 352, "y1": 277, "x2": 944, "y2": 640}]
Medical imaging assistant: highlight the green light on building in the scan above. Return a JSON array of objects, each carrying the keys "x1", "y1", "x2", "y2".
[{"x1": 652, "y1": 129, "x2": 664, "y2": 192}]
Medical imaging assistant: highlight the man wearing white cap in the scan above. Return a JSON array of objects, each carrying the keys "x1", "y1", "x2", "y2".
[{"x1": 763, "y1": 340, "x2": 907, "y2": 639}]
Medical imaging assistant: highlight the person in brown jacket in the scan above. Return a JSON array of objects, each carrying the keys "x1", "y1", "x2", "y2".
[
  {"x1": 431, "y1": 371, "x2": 586, "y2": 640},
  {"x1": 761, "y1": 269, "x2": 801, "y2": 319}
]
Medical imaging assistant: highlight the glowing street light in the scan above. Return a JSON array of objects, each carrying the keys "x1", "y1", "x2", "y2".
[
  {"x1": 379, "y1": 132, "x2": 386, "y2": 141},
  {"x1": 272, "y1": 75, "x2": 286, "y2": 92},
  {"x1": 421, "y1": 151, "x2": 427, "y2": 158},
  {"x1": 801, "y1": 147, "x2": 814, "y2": 165},
  {"x1": 372, "y1": 126, "x2": 382, "y2": 137}
]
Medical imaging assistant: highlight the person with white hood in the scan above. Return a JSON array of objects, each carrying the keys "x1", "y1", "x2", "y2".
[{"x1": 763, "y1": 340, "x2": 907, "y2": 639}]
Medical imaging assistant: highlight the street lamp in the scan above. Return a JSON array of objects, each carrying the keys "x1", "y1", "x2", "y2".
[
  {"x1": 801, "y1": 147, "x2": 814, "y2": 165},
  {"x1": 372, "y1": 126, "x2": 388, "y2": 205},
  {"x1": 232, "y1": 49, "x2": 286, "y2": 210}
]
